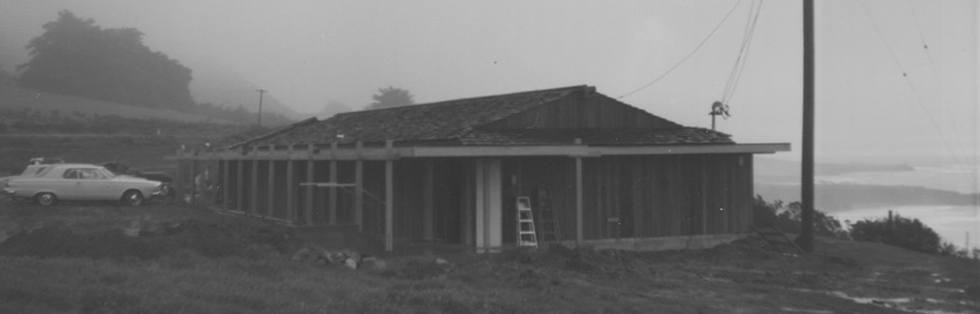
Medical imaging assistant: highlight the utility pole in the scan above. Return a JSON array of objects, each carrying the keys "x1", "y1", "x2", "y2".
[
  {"x1": 256, "y1": 88, "x2": 267, "y2": 126},
  {"x1": 798, "y1": 0, "x2": 816, "y2": 252}
]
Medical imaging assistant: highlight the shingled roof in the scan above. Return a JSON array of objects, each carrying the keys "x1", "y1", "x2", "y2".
[{"x1": 234, "y1": 85, "x2": 733, "y2": 148}]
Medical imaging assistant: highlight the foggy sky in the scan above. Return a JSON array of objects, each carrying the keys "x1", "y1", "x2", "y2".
[{"x1": 0, "y1": 0, "x2": 976, "y2": 166}]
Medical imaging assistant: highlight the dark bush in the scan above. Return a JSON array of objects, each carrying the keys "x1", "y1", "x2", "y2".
[
  {"x1": 849, "y1": 213, "x2": 943, "y2": 254},
  {"x1": 752, "y1": 195, "x2": 847, "y2": 238}
]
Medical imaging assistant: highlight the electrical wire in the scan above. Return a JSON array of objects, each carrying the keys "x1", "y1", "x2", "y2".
[
  {"x1": 858, "y1": 0, "x2": 969, "y2": 165},
  {"x1": 617, "y1": 0, "x2": 743, "y2": 100},
  {"x1": 906, "y1": 0, "x2": 936, "y2": 66},
  {"x1": 721, "y1": 0, "x2": 764, "y2": 108}
]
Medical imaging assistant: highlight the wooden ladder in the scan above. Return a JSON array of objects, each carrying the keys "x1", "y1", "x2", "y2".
[
  {"x1": 534, "y1": 189, "x2": 561, "y2": 243},
  {"x1": 516, "y1": 196, "x2": 538, "y2": 248},
  {"x1": 753, "y1": 225, "x2": 804, "y2": 254}
]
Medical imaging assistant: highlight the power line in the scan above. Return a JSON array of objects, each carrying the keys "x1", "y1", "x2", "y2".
[
  {"x1": 722, "y1": 0, "x2": 764, "y2": 107},
  {"x1": 858, "y1": 0, "x2": 969, "y2": 164},
  {"x1": 905, "y1": 0, "x2": 936, "y2": 66},
  {"x1": 617, "y1": 0, "x2": 743, "y2": 100}
]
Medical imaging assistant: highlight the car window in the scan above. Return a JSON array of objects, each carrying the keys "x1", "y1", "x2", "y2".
[
  {"x1": 78, "y1": 168, "x2": 105, "y2": 180},
  {"x1": 63, "y1": 169, "x2": 81, "y2": 179},
  {"x1": 33, "y1": 166, "x2": 51, "y2": 176},
  {"x1": 99, "y1": 168, "x2": 116, "y2": 178}
]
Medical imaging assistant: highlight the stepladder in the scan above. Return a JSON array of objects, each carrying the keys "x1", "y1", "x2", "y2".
[{"x1": 516, "y1": 196, "x2": 538, "y2": 248}]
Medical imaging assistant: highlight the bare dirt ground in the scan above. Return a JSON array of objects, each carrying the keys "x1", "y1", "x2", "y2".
[{"x1": 0, "y1": 198, "x2": 977, "y2": 313}]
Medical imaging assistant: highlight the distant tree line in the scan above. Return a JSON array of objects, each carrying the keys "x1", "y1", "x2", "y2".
[
  {"x1": 18, "y1": 11, "x2": 193, "y2": 109},
  {"x1": 12, "y1": 11, "x2": 294, "y2": 126}
]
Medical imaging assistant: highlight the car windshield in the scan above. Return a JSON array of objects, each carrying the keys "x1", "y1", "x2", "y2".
[{"x1": 99, "y1": 168, "x2": 117, "y2": 178}]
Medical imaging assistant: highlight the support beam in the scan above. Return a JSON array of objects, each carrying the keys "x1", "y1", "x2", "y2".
[
  {"x1": 799, "y1": 0, "x2": 816, "y2": 252},
  {"x1": 286, "y1": 158, "x2": 295, "y2": 223},
  {"x1": 222, "y1": 160, "x2": 230, "y2": 210},
  {"x1": 267, "y1": 160, "x2": 276, "y2": 217},
  {"x1": 305, "y1": 157, "x2": 314, "y2": 226},
  {"x1": 384, "y1": 140, "x2": 394, "y2": 252},
  {"x1": 237, "y1": 160, "x2": 244, "y2": 212},
  {"x1": 575, "y1": 139, "x2": 584, "y2": 244},
  {"x1": 190, "y1": 159, "x2": 197, "y2": 206},
  {"x1": 251, "y1": 160, "x2": 259, "y2": 215},
  {"x1": 423, "y1": 159, "x2": 434, "y2": 242},
  {"x1": 354, "y1": 141, "x2": 364, "y2": 232},
  {"x1": 701, "y1": 156, "x2": 708, "y2": 235},
  {"x1": 329, "y1": 142, "x2": 338, "y2": 225}
]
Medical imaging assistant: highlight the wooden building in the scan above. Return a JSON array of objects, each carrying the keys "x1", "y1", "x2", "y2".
[{"x1": 175, "y1": 85, "x2": 789, "y2": 252}]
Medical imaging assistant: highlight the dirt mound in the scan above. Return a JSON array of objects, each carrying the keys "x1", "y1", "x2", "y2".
[{"x1": 0, "y1": 219, "x2": 301, "y2": 260}]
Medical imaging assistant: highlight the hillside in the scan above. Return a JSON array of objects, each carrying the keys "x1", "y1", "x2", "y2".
[
  {"x1": 0, "y1": 202, "x2": 976, "y2": 313},
  {"x1": 755, "y1": 182, "x2": 980, "y2": 212},
  {"x1": 185, "y1": 60, "x2": 304, "y2": 119},
  {"x1": 0, "y1": 84, "x2": 228, "y2": 123}
]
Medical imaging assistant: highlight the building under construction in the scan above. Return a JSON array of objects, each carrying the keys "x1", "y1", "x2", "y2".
[{"x1": 174, "y1": 85, "x2": 789, "y2": 252}]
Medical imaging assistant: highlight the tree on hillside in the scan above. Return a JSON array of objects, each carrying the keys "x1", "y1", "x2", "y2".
[
  {"x1": 366, "y1": 86, "x2": 414, "y2": 110},
  {"x1": 753, "y1": 196, "x2": 847, "y2": 238},
  {"x1": 18, "y1": 10, "x2": 194, "y2": 109},
  {"x1": 850, "y1": 213, "x2": 947, "y2": 254}
]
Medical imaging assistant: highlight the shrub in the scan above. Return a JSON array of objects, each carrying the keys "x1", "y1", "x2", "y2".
[
  {"x1": 752, "y1": 195, "x2": 847, "y2": 238},
  {"x1": 849, "y1": 213, "x2": 943, "y2": 254}
]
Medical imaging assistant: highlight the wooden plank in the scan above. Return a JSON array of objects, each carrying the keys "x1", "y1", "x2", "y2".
[
  {"x1": 181, "y1": 143, "x2": 789, "y2": 160},
  {"x1": 575, "y1": 156, "x2": 583, "y2": 244},
  {"x1": 251, "y1": 160, "x2": 259, "y2": 215},
  {"x1": 305, "y1": 158, "x2": 314, "y2": 226},
  {"x1": 354, "y1": 141, "x2": 364, "y2": 232},
  {"x1": 222, "y1": 160, "x2": 230, "y2": 210},
  {"x1": 190, "y1": 159, "x2": 197, "y2": 206},
  {"x1": 329, "y1": 142, "x2": 338, "y2": 225},
  {"x1": 384, "y1": 140, "x2": 394, "y2": 251},
  {"x1": 701, "y1": 156, "x2": 707, "y2": 235},
  {"x1": 237, "y1": 160, "x2": 244, "y2": 212},
  {"x1": 267, "y1": 160, "x2": 275, "y2": 217},
  {"x1": 408, "y1": 143, "x2": 789, "y2": 158},
  {"x1": 286, "y1": 159, "x2": 295, "y2": 223},
  {"x1": 300, "y1": 182, "x2": 357, "y2": 187},
  {"x1": 423, "y1": 159, "x2": 434, "y2": 241}
]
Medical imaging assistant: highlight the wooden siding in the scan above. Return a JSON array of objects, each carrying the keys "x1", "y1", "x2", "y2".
[
  {"x1": 193, "y1": 153, "x2": 753, "y2": 247},
  {"x1": 482, "y1": 93, "x2": 679, "y2": 130},
  {"x1": 501, "y1": 154, "x2": 753, "y2": 242}
]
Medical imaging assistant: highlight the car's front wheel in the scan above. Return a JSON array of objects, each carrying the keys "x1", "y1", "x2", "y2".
[
  {"x1": 121, "y1": 190, "x2": 144, "y2": 206},
  {"x1": 35, "y1": 192, "x2": 57, "y2": 206}
]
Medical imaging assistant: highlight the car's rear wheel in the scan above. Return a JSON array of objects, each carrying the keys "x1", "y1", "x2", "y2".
[
  {"x1": 121, "y1": 190, "x2": 143, "y2": 206},
  {"x1": 35, "y1": 192, "x2": 57, "y2": 206}
]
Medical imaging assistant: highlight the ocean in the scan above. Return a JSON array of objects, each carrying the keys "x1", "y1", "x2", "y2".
[{"x1": 820, "y1": 163, "x2": 979, "y2": 251}]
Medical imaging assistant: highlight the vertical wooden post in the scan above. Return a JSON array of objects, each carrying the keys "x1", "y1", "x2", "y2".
[
  {"x1": 423, "y1": 159, "x2": 435, "y2": 242},
  {"x1": 237, "y1": 158, "x2": 245, "y2": 212},
  {"x1": 222, "y1": 160, "x2": 230, "y2": 210},
  {"x1": 799, "y1": 0, "x2": 816, "y2": 252},
  {"x1": 384, "y1": 140, "x2": 395, "y2": 252},
  {"x1": 251, "y1": 156, "x2": 259, "y2": 215},
  {"x1": 575, "y1": 138, "x2": 584, "y2": 244},
  {"x1": 354, "y1": 141, "x2": 364, "y2": 232},
  {"x1": 701, "y1": 155, "x2": 708, "y2": 235},
  {"x1": 329, "y1": 142, "x2": 338, "y2": 225},
  {"x1": 267, "y1": 158, "x2": 276, "y2": 217},
  {"x1": 461, "y1": 160, "x2": 473, "y2": 245},
  {"x1": 305, "y1": 145, "x2": 315, "y2": 226},
  {"x1": 189, "y1": 158, "x2": 197, "y2": 207},
  {"x1": 174, "y1": 149, "x2": 184, "y2": 202},
  {"x1": 286, "y1": 146, "x2": 295, "y2": 224}
]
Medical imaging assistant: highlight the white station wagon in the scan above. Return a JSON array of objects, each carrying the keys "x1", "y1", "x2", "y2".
[{"x1": 2, "y1": 163, "x2": 165, "y2": 206}]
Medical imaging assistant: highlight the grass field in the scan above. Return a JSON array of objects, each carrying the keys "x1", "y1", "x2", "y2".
[
  {"x1": 0, "y1": 198, "x2": 977, "y2": 314},
  {"x1": 0, "y1": 134, "x2": 180, "y2": 175},
  {"x1": 0, "y1": 85, "x2": 226, "y2": 123}
]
